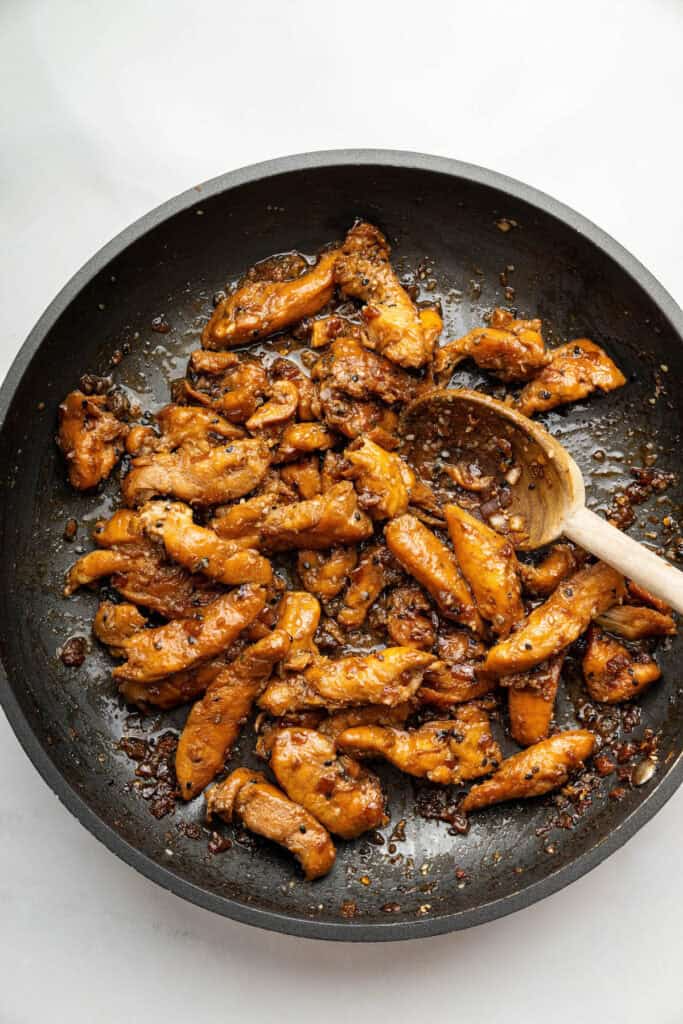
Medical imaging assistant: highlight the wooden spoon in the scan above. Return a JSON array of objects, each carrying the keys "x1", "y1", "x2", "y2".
[{"x1": 401, "y1": 388, "x2": 683, "y2": 614}]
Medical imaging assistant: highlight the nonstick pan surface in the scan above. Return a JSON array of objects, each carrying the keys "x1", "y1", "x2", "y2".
[{"x1": 1, "y1": 151, "x2": 682, "y2": 941}]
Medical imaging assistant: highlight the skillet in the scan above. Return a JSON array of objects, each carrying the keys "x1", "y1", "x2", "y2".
[{"x1": 1, "y1": 150, "x2": 682, "y2": 941}]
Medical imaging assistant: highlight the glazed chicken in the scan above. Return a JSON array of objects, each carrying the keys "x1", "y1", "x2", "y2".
[
  {"x1": 337, "y1": 705, "x2": 501, "y2": 785},
  {"x1": 345, "y1": 438, "x2": 414, "y2": 520},
  {"x1": 583, "y1": 626, "x2": 661, "y2": 703},
  {"x1": 460, "y1": 731, "x2": 596, "y2": 813},
  {"x1": 57, "y1": 390, "x2": 128, "y2": 489},
  {"x1": 259, "y1": 727, "x2": 386, "y2": 839},
  {"x1": 505, "y1": 654, "x2": 565, "y2": 746},
  {"x1": 519, "y1": 544, "x2": 584, "y2": 597},
  {"x1": 118, "y1": 656, "x2": 231, "y2": 710},
  {"x1": 93, "y1": 601, "x2": 147, "y2": 653},
  {"x1": 206, "y1": 768, "x2": 336, "y2": 880},
  {"x1": 276, "y1": 591, "x2": 320, "y2": 671},
  {"x1": 311, "y1": 335, "x2": 413, "y2": 405},
  {"x1": 515, "y1": 339, "x2": 626, "y2": 416},
  {"x1": 274, "y1": 422, "x2": 337, "y2": 462},
  {"x1": 181, "y1": 355, "x2": 269, "y2": 422},
  {"x1": 418, "y1": 659, "x2": 497, "y2": 707},
  {"x1": 318, "y1": 703, "x2": 413, "y2": 740},
  {"x1": 594, "y1": 604, "x2": 676, "y2": 639},
  {"x1": 126, "y1": 404, "x2": 246, "y2": 456},
  {"x1": 297, "y1": 547, "x2": 358, "y2": 601},
  {"x1": 260, "y1": 482, "x2": 373, "y2": 550},
  {"x1": 434, "y1": 308, "x2": 548, "y2": 383},
  {"x1": 337, "y1": 544, "x2": 397, "y2": 629},
  {"x1": 386, "y1": 585, "x2": 436, "y2": 649},
  {"x1": 281, "y1": 458, "x2": 322, "y2": 499}
]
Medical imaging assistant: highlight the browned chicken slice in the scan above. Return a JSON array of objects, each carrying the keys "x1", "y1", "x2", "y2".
[
  {"x1": 318, "y1": 703, "x2": 413, "y2": 739},
  {"x1": 297, "y1": 547, "x2": 358, "y2": 600},
  {"x1": 444, "y1": 504, "x2": 523, "y2": 636},
  {"x1": 210, "y1": 488, "x2": 285, "y2": 547},
  {"x1": 122, "y1": 437, "x2": 271, "y2": 507},
  {"x1": 335, "y1": 222, "x2": 436, "y2": 368},
  {"x1": 276, "y1": 590, "x2": 320, "y2": 671},
  {"x1": 92, "y1": 601, "x2": 147, "y2": 655},
  {"x1": 202, "y1": 250, "x2": 338, "y2": 349},
  {"x1": 57, "y1": 391, "x2": 128, "y2": 490},
  {"x1": 386, "y1": 585, "x2": 436, "y2": 649},
  {"x1": 245, "y1": 380, "x2": 299, "y2": 432},
  {"x1": 259, "y1": 647, "x2": 436, "y2": 715},
  {"x1": 337, "y1": 705, "x2": 500, "y2": 785},
  {"x1": 274, "y1": 422, "x2": 337, "y2": 462},
  {"x1": 519, "y1": 544, "x2": 584, "y2": 597},
  {"x1": 260, "y1": 481, "x2": 373, "y2": 551},
  {"x1": 259, "y1": 727, "x2": 386, "y2": 839},
  {"x1": 119, "y1": 656, "x2": 230, "y2": 710},
  {"x1": 337, "y1": 543, "x2": 396, "y2": 629},
  {"x1": 205, "y1": 768, "x2": 336, "y2": 880},
  {"x1": 516, "y1": 339, "x2": 626, "y2": 417},
  {"x1": 311, "y1": 336, "x2": 413, "y2": 405},
  {"x1": 65, "y1": 548, "x2": 141, "y2": 596},
  {"x1": 385, "y1": 514, "x2": 484, "y2": 635},
  {"x1": 280, "y1": 458, "x2": 322, "y2": 500},
  {"x1": 345, "y1": 438, "x2": 414, "y2": 520},
  {"x1": 626, "y1": 580, "x2": 672, "y2": 614},
  {"x1": 317, "y1": 389, "x2": 399, "y2": 447},
  {"x1": 268, "y1": 357, "x2": 321, "y2": 422},
  {"x1": 418, "y1": 659, "x2": 496, "y2": 707},
  {"x1": 594, "y1": 604, "x2": 676, "y2": 639},
  {"x1": 310, "y1": 315, "x2": 366, "y2": 349},
  {"x1": 138, "y1": 500, "x2": 272, "y2": 585},
  {"x1": 484, "y1": 562, "x2": 625, "y2": 675},
  {"x1": 506, "y1": 654, "x2": 564, "y2": 746},
  {"x1": 460, "y1": 731, "x2": 596, "y2": 813},
  {"x1": 434, "y1": 309, "x2": 548, "y2": 383},
  {"x1": 182, "y1": 359, "x2": 269, "y2": 423},
  {"x1": 155, "y1": 403, "x2": 247, "y2": 447},
  {"x1": 113, "y1": 585, "x2": 266, "y2": 684},
  {"x1": 582, "y1": 626, "x2": 661, "y2": 703},
  {"x1": 176, "y1": 630, "x2": 291, "y2": 799}
]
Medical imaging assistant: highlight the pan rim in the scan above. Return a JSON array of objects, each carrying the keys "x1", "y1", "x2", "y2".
[{"x1": 1, "y1": 148, "x2": 682, "y2": 942}]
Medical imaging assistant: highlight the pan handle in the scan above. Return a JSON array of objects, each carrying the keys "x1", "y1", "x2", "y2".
[{"x1": 563, "y1": 505, "x2": 683, "y2": 614}]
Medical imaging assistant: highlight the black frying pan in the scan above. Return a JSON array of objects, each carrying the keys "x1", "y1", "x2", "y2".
[{"x1": 1, "y1": 151, "x2": 681, "y2": 941}]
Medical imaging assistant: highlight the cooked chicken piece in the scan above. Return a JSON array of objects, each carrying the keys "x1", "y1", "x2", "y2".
[
  {"x1": 280, "y1": 458, "x2": 322, "y2": 500},
  {"x1": 418, "y1": 660, "x2": 496, "y2": 707},
  {"x1": 245, "y1": 380, "x2": 299, "y2": 432},
  {"x1": 276, "y1": 591, "x2": 320, "y2": 671},
  {"x1": 122, "y1": 437, "x2": 271, "y2": 507},
  {"x1": 519, "y1": 544, "x2": 584, "y2": 597},
  {"x1": 385, "y1": 514, "x2": 484, "y2": 635},
  {"x1": 337, "y1": 705, "x2": 500, "y2": 785},
  {"x1": 506, "y1": 654, "x2": 564, "y2": 746},
  {"x1": 189, "y1": 350, "x2": 241, "y2": 375},
  {"x1": 311, "y1": 336, "x2": 413, "y2": 405},
  {"x1": 259, "y1": 727, "x2": 386, "y2": 839},
  {"x1": 268, "y1": 357, "x2": 321, "y2": 421},
  {"x1": 626, "y1": 580, "x2": 671, "y2": 615},
  {"x1": 317, "y1": 388, "x2": 399, "y2": 447},
  {"x1": 57, "y1": 391, "x2": 128, "y2": 490},
  {"x1": 335, "y1": 222, "x2": 436, "y2": 368},
  {"x1": 182, "y1": 359, "x2": 269, "y2": 422},
  {"x1": 436, "y1": 629, "x2": 488, "y2": 663},
  {"x1": 176, "y1": 630, "x2": 290, "y2": 799},
  {"x1": 210, "y1": 488, "x2": 285, "y2": 547},
  {"x1": 310, "y1": 315, "x2": 366, "y2": 349},
  {"x1": 259, "y1": 647, "x2": 436, "y2": 715},
  {"x1": 582, "y1": 626, "x2": 661, "y2": 703},
  {"x1": 484, "y1": 562, "x2": 625, "y2": 676},
  {"x1": 318, "y1": 703, "x2": 413, "y2": 739},
  {"x1": 442, "y1": 460, "x2": 494, "y2": 493},
  {"x1": 274, "y1": 422, "x2": 337, "y2": 462},
  {"x1": 65, "y1": 548, "x2": 140, "y2": 595},
  {"x1": 434, "y1": 309, "x2": 548, "y2": 383},
  {"x1": 205, "y1": 768, "x2": 336, "y2": 880},
  {"x1": 337, "y1": 543, "x2": 396, "y2": 629},
  {"x1": 386, "y1": 586, "x2": 435, "y2": 649},
  {"x1": 155, "y1": 403, "x2": 247, "y2": 447},
  {"x1": 260, "y1": 481, "x2": 373, "y2": 551},
  {"x1": 460, "y1": 731, "x2": 596, "y2": 812},
  {"x1": 138, "y1": 500, "x2": 272, "y2": 585},
  {"x1": 112, "y1": 585, "x2": 266, "y2": 684},
  {"x1": 119, "y1": 656, "x2": 230, "y2": 710},
  {"x1": 516, "y1": 339, "x2": 626, "y2": 417},
  {"x1": 93, "y1": 601, "x2": 147, "y2": 653},
  {"x1": 297, "y1": 547, "x2": 358, "y2": 601},
  {"x1": 345, "y1": 438, "x2": 413, "y2": 520},
  {"x1": 444, "y1": 504, "x2": 523, "y2": 636},
  {"x1": 203, "y1": 250, "x2": 338, "y2": 349},
  {"x1": 594, "y1": 604, "x2": 676, "y2": 639}
]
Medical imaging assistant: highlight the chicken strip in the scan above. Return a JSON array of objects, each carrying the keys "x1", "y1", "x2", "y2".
[
  {"x1": 460, "y1": 731, "x2": 596, "y2": 813},
  {"x1": 484, "y1": 562, "x2": 625, "y2": 676},
  {"x1": 268, "y1": 357, "x2": 321, "y2": 422},
  {"x1": 205, "y1": 768, "x2": 336, "y2": 880},
  {"x1": 210, "y1": 488, "x2": 284, "y2": 547},
  {"x1": 626, "y1": 580, "x2": 672, "y2": 615},
  {"x1": 519, "y1": 544, "x2": 584, "y2": 597},
  {"x1": 434, "y1": 309, "x2": 548, "y2": 383},
  {"x1": 274, "y1": 422, "x2": 337, "y2": 462},
  {"x1": 386, "y1": 585, "x2": 436, "y2": 649},
  {"x1": 244, "y1": 380, "x2": 299, "y2": 432},
  {"x1": 594, "y1": 604, "x2": 676, "y2": 639},
  {"x1": 154, "y1": 403, "x2": 247, "y2": 448},
  {"x1": 57, "y1": 390, "x2": 128, "y2": 490},
  {"x1": 583, "y1": 626, "x2": 661, "y2": 703},
  {"x1": 385, "y1": 514, "x2": 484, "y2": 635},
  {"x1": 310, "y1": 336, "x2": 413, "y2": 404},
  {"x1": 506, "y1": 654, "x2": 564, "y2": 746},
  {"x1": 317, "y1": 388, "x2": 399, "y2": 447},
  {"x1": 112, "y1": 585, "x2": 266, "y2": 684},
  {"x1": 119, "y1": 656, "x2": 230, "y2": 710},
  {"x1": 297, "y1": 547, "x2": 358, "y2": 601},
  {"x1": 516, "y1": 339, "x2": 626, "y2": 417},
  {"x1": 318, "y1": 703, "x2": 413, "y2": 740},
  {"x1": 259, "y1": 727, "x2": 386, "y2": 839},
  {"x1": 202, "y1": 250, "x2": 338, "y2": 349},
  {"x1": 182, "y1": 359, "x2": 269, "y2": 422},
  {"x1": 280, "y1": 458, "x2": 322, "y2": 500},
  {"x1": 335, "y1": 222, "x2": 436, "y2": 368},
  {"x1": 337, "y1": 705, "x2": 500, "y2": 785},
  {"x1": 138, "y1": 500, "x2": 272, "y2": 585},
  {"x1": 93, "y1": 601, "x2": 147, "y2": 654},
  {"x1": 276, "y1": 590, "x2": 320, "y2": 671},
  {"x1": 444, "y1": 504, "x2": 523, "y2": 636},
  {"x1": 260, "y1": 481, "x2": 373, "y2": 551},
  {"x1": 418, "y1": 660, "x2": 496, "y2": 707},
  {"x1": 345, "y1": 438, "x2": 414, "y2": 520},
  {"x1": 337, "y1": 544, "x2": 396, "y2": 629},
  {"x1": 176, "y1": 630, "x2": 291, "y2": 799}
]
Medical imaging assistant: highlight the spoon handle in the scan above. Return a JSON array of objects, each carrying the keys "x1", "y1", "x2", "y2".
[{"x1": 563, "y1": 505, "x2": 683, "y2": 614}]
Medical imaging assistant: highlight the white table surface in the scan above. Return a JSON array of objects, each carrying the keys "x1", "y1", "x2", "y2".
[{"x1": 1, "y1": 2, "x2": 682, "y2": 1020}]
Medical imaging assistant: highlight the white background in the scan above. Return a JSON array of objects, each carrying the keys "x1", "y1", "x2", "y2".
[{"x1": 1, "y1": 1, "x2": 682, "y2": 1021}]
